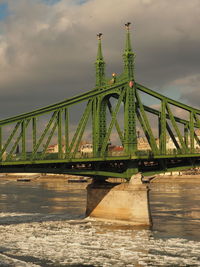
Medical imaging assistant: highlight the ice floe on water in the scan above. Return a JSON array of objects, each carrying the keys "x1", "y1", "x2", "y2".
[{"x1": 0, "y1": 213, "x2": 200, "y2": 266}]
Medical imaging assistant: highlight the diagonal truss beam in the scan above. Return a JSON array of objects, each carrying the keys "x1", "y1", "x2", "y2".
[
  {"x1": 136, "y1": 107, "x2": 151, "y2": 148},
  {"x1": 67, "y1": 100, "x2": 92, "y2": 157},
  {"x1": 0, "y1": 122, "x2": 21, "y2": 160},
  {"x1": 107, "y1": 100, "x2": 124, "y2": 145},
  {"x1": 40, "y1": 120, "x2": 58, "y2": 159},
  {"x1": 166, "y1": 122, "x2": 180, "y2": 150},
  {"x1": 159, "y1": 100, "x2": 166, "y2": 154},
  {"x1": 100, "y1": 90, "x2": 125, "y2": 156},
  {"x1": 70, "y1": 101, "x2": 92, "y2": 158},
  {"x1": 6, "y1": 119, "x2": 31, "y2": 161},
  {"x1": 135, "y1": 90, "x2": 159, "y2": 154},
  {"x1": 166, "y1": 102, "x2": 187, "y2": 153},
  {"x1": 31, "y1": 111, "x2": 58, "y2": 159}
]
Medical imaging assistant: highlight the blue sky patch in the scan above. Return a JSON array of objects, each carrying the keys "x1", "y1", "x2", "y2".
[
  {"x1": 42, "y1": 0, "x2": 89, "y2": 5},
  {"x1": 0, "y1": 2, "x2": 9, "y2": 21},
  {"x1": 42, "y1": 0, "x2": 62, "y2": 5}
]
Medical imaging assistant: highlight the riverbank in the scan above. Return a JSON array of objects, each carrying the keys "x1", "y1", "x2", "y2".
[
  {"x1": 151, "y1": 175, "x2": 200, "y2": 183},
  {"x1": 1, "y1": 172, "x2": 200, "y2": 183},
  {"x1": 0, "y1": 173, "x2": 90, "y2": 182}
]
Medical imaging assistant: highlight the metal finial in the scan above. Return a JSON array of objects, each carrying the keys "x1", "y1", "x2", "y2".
[
  {"x1": 125, "y1": 22, "x2": 131, "y2": 30},
  {"x1": 97, "y1": 33, "x2": 103, "y2": 40}
]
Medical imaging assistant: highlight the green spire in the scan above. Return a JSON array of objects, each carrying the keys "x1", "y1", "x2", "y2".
[
  {"x1": 95, "y1": 33, "x2": 105, "y2": 87},
  {"x1": 123, "y1": 22, "x2": 135, "y2": 80},
  {"x1": 125, "y1": 22, "x2": 132, "y2": 52},
  {"x1": 97, "y1": 33, "x2": 103, "y2": 60}
]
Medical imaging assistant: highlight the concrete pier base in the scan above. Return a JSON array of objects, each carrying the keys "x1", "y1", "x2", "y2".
[{"x1": 86, "y1": 173, "x2": 152, "y2": 226}]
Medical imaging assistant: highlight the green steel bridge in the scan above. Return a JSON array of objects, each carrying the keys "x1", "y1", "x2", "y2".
[{"x1": 0, "y1": 23, "x2": 200, "y2": 180}]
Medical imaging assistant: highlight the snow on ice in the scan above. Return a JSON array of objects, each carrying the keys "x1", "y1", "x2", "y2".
[{"x1": 0, "y1": 212, "x2": 199, "y2": 266}]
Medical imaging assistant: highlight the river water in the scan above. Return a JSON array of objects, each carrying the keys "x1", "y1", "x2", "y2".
[{"x1": 0, "y1": 177, "x2": 200, "y2": 267}]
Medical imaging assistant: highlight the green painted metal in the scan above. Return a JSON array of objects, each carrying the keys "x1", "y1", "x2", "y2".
[
  {"x1": 21, "y1": 120, "x2": 26, "y2": 160},
  {"x1": 136, "y1": 90, "x2": 159, "y2": 154},
  {"x1": 97, "y1": 96, "x2": 107, "y2": 155},
  {"x1": 64, "y1": 108, "x2": 69, "y2": 155},
  {"x1": 159, "y1": 100, "x2": 166, "y2": 154},
  {"x1": 100, "y1": 89, "x2": 125, "y2": 156},
  {"x1": 166, "y1": 122, "x2": 180, "y2": 150},
  {"x1": 184, "y1": 124, "x2": 189, "y2": 148},
  {"x1": 92, "y1": 98, "x2": 98, "y2": 157},
  {"x1": 70, "y1": 101, "x2": 92, "y2": 159},
  {"x1": 107, "y1": 100, "x2": 124, "y2": 145},
  {"x1": 31, "y1": 111, "x2": 58, "y2": 160},
  {"x1": 58, "y1": 110, "x2": 63, "y2": 159},
  {"x1": 40, "y1": 120, "x2": 58, "y2": 159},
  {"x1": 0, "y1": 126, "x2": 1, "y2": 156},
  {"x1": 0, "y1": 23, "x2": 200, "y2": 179},
  {"x1": 123, "y1": 23, "x2": 137, "y2": 157},
  {"x1": 0, "y1": 122, "x2": 20, "y2": 160},
  {"x1": 166, "y1": 102, "x2": 187, "y2": 153},
  {"x1": 190, "y1": 111, "x2": 195, "y2": 153},
  {"x1": 6, "y1": 119, "x2": 30, "y2": 161},
  {"x1": 67, "y1": 100, "x2": 91, "y2": 157},
  {"x1": 32, "y1": 117, "x2": 37, "y2": 150},
  {"x1": 96, "y1": 33, "x2": 105, "y2": 87}
]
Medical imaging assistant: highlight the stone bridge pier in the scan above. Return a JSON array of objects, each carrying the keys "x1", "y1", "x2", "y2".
[{"x1": 86, "y1": 173, "x2": 152, "y2": 226}]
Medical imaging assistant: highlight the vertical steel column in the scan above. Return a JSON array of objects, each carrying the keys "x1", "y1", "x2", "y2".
[
  {"x1": 58, "y1": 110, "x2": 63, "y2": 159},
  {"x1": 32, "y1": 117, "x2": 36, "y2": 151},
  {"x1": 97, "y1": 96, "x2": 107, "y2": 155},
  {"x1": 184, "y1": 123, "x2": 189, "y2": 148},
  {"x1": 123, "y1": 22, "x2": 137, "y2": 156},
  {"x1": 64, "y1": 108, "x2": 69, "y2": 155},
  {"x1": 94, "y1": 33, "x2": 106, "y2": 157},
  {"x1": 21, "y1": 120, "x2": 26, "y2": 160},
  {"x1": 95, "y1": 33, "x2": 105, "y2": 88},
  {"x1": 123, "y1": 22, "x2": 138, "y2": 176},
  {"x1": 92, "y1": 98, "x2": 98, "y2": 157},
  {"x1": 159, "y1": 100, "x2": 166, "y2": 155},
  {"x1": 124, "y1": 84, "x2": 137, "y2": 155},
  {"x1": 0, "y1": 126, "x2": 2, "y2": 155},
  {"x1": 190, "y1": 111, "x2": 194, "y2": 153}
]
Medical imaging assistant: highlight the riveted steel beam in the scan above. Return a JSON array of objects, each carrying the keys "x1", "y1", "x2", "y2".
[
  {"x1": 67, "y1": 100, "x2": 92, "y2": 157},
  {"x1": 107, "y1": 99, "x2": 124, "y2": 145},
  {"x1": 100, "y1": 89, "x2": 125, "y2": 156},
  {"x1": 0, "y1": 122, "x2": 21, "y2": 160},
  {"x1": 70, "y1": 101, "x2": 92, "y2": 159},
  {"x1": 31, "y1": 111, "x2": 58, "y2": 160},
  {"x1": 166, "y1": 102, "x2": 187, "y2": 153},
  {"x1": 136, "y1": 90, "x2": 159, "y2": 155}
]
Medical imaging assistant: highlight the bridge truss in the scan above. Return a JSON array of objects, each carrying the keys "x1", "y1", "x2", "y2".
[{"x1": 0, "y1": 23, "x2": 200, "y2": 179}]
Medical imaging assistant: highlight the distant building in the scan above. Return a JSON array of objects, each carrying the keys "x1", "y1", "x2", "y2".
[
  {"x1": 80, "y1": 143, "x2": 93, "y2": 155},
  {"x1": 46, "y1": 144, "x2": 65, "y2": 153},
  {"x1": 137, "y1": 137, "x2": 150, "y2": 150}
]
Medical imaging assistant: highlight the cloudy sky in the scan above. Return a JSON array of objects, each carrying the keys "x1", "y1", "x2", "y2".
[{"x1": 0, "y1": 0, "x2": 199, "y2": 119}]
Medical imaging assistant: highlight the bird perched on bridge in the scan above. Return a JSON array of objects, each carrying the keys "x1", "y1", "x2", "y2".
[
  {"x1": 97, "y1": 33, "x2": 103, "y2": 40},
  {"x1": 125, "y1": 22, "x2": 131, "y2": 30}
]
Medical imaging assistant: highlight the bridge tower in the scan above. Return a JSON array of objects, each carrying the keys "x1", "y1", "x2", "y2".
[
  {"x1": 123, "y1": 22, "x2": 137, "y2": 155},
  {"x1": 86, "y1": 24, "x2": 151, "y2": 226},
  {"x1": 123, "y1": 22, "x2": 138, "y2": 176},
  {"x1": 93, "y1": 33, "x2": 107, "y2": 156},
  {"x1": 93, "y1": 23, "x2": 138, "y2": 176}
]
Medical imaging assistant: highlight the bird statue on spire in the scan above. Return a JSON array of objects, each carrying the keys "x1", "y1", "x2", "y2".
[
  {"x1": 97, "y1": 33, "x2": 103, "y2": 40},
  {"x1": 125, "y1": 22, "x2": 131, "y2": 30}
]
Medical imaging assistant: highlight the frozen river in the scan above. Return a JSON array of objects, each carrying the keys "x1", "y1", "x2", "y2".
[{"x1": 0, "y1": 177, "x2": 200, "y2": 266}]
